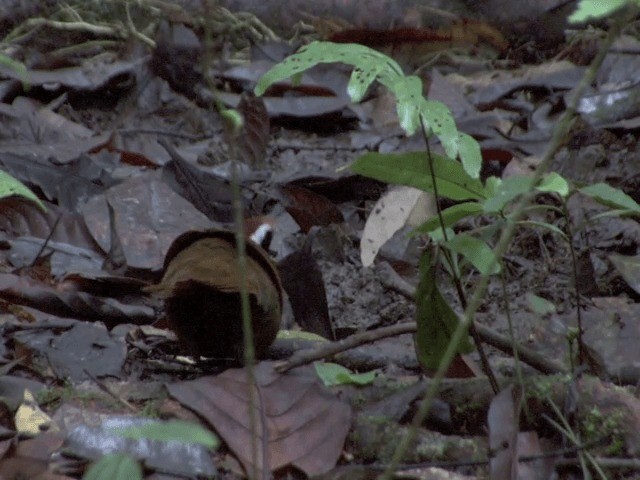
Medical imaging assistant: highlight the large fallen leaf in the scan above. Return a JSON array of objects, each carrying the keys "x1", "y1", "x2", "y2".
[
  {"x1": 0, "y1": 431, "x2": 67, "y2": 480},
  {"x1": 0, "y1": 150, "x2": 113, "y2": 212},
  {"x1": 167, "y1": 361, "x2": 351, "y2": 477},
  {"x1": 488, "y1": 386, "x2": 519, "y2": 479},
  {"x1": 0, "y1": 197, "x2": 101, "y2": 253},
  {"x1": 11, "y1": 321, "x2": 127, "y2": 382},
  {"x1": 82, "y1": 172, "x2": 213, "y2": 270},
  {"x1": 360, "y1": 185, "x2": 435, "y2": 267}
]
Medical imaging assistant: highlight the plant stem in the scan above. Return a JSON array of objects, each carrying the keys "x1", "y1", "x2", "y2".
[
  {"x1": 379, "y1": 8, "x2": 629, "y2": 479},
  {"x1": 418, "y1": 115, "x2": 499, "y2": 394}
]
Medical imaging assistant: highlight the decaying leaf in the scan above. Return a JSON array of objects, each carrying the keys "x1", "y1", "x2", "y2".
[
  {"x1": 360, "y1": 185, "x2": 435, "y2": 267},
  {"x1": 0, "y1": 273, "x2": 154, "y2": 328},
  {"x1": 279, "y1": 183, "x2": 344, "y2": 233},
  {"x1": 15, "y1": 389, "x2": 58, "y2": 435},
  {"x1": 167, "y1": 361, "x2": 351, "y2": 477}
]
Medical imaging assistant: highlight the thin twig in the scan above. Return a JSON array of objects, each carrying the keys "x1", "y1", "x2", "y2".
[
  {"x1": 378, "y1": 261, "x2": 568, "y2": 374},
  {"x1": 275, "y1": 322, "x2": 416, "y2": 373},
  {"x1": 83, "y1": 369, "x2": 137, "y2": 413}
]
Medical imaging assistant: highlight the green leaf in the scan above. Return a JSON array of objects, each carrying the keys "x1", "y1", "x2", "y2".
[
  {"x1": 220, "y1": 108, "x2": 243, "y2": 133},
  {"x1": 314, "y1": 362, "x2": 376, "y2": 387},
  {"x1": 420, "y1": 100, "x2": 459, "y2": 159},
  {"x1": 0, "y1": 54, "x2": 28, "y2": 89},
  {"x1": 457, "y1": 132, "x2": 482, "y2": 179},
  {"x1": 351, "y1": 151, "x2": 487, "y2": 201},
  {"x1": 568, "y1": 0, "x2": 632, "y2": 23},
  {"x1": 391, "y1": 75, "x2": 424, "y2": 135},
  {"x1": 254, "y1": 40, "x2": 477, "y2": 152},
  {"x1": 526, "y1": 293, "x2": 556, "y2": 315},
  {"x1": 579, "y1": 182, "x2": 640, "y2": 214},
  {"x1": 414, "y1": 249, "x2": 473, "y2": 370},
  {"x1": 413, "y1": 202, "x2": 484, "y2": 234},
  {"x1": 254, "y1": 41, "x2": 402, "y2": 97},
  {"x1": 109, "y1": 420, "x2": 219, "y2": 449},
  {"x1": 444, "y1": 233, "x2": 501, "y2": 275},
  {"x1": 484, "y1": 175, "x2": 534, "y2": 213},
  {"x1": 83, "y1": 454, "x2": 142, "y2": 480},
  {"x1": 348, "y1": 62, "x2": 385, "y2": 102},
  {"x1": 516, "y1": 220, "x2": 568, "y2": 240},
  {"x1": 0, "y1": 170, "x2": 45, "y2": 211},
  {"x1": 536, "y1": 172, "x2": 569, "y2": 197},
  {"x1": 277, "y1": 330, "x2": 328, "y2": 342}
]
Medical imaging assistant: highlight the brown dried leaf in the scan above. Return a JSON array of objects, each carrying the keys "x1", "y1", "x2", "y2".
[
  {"x1": 0, "y1": 197, "x2": 102, "y2": 253},
  {"x1": 279, "y1": 184, "x2": 344, "y2": 233},
  {"x1": 167, "y1": 361, "x2": 351, "y2": 477},
  {"x1": 0, "y1": 273, "x2": 153, "y2": 328},
  {"x1": 82, "y1": 173, "x2": 213, "y2": 270},
  {"x1": 235, "y1": 93, "x2": 270, "y2": 168},
  {"x1": 0, "y1": 432, "x2": 68, "y2": 480}
]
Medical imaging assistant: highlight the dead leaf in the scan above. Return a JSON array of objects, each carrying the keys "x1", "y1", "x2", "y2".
[
  {"x1": 488, "y1": 385, "x2": 519, "y2": 479},
  {"x1": 15, "y1": 390, "x2": 58, "y2": 435},
  {"x1": 234, "y1": 93, "x2": 270, "y2": 168},
  {"x1": 279, "y1": 184, "x2": 344, "y2": 233},
  {"x1": 81, "y1": 172, "x2": 213, "y2": 270},
  {"x1": 0, "y1": 431, "x2": 68, "y2": 480},
  {"x1": 11, "y1": 321, "x2": 127, "y2": 382},
  {"x1": 167, "y1": 361, "x2": 351, "y2": 477},
  {"x1": 278, "y1": 233, "x2": 334, "y2": 340},
  {"x1": 0, "y1": 273, "x2": 154, "y2": 327},
  {"x1": 609, "y1": 253, "x2": 640, "y2": 295},
  {"x1": 361, "y1": 186, "x2": 435, "y2": 267}
]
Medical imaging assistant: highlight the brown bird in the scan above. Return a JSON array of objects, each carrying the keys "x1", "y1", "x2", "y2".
[{"x1": 146, "y1": 226, "x2": 283, "y2": 361}]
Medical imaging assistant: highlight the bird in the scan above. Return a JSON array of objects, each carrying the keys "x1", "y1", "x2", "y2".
[{"x1": 145, "y1": 224, "x2": 283, "y2": 361}]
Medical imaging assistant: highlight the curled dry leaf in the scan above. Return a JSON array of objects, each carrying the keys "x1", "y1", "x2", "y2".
[{"x1": 167, "y1": 361, "x2": 351, "y2": 477}]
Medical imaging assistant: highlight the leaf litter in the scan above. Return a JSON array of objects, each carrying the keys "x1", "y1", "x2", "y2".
[{"x1": 0, "y1": 1, "x2": 639, "y2": 479}]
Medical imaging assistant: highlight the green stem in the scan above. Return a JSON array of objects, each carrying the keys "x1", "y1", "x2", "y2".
[{"x1": 379, "y1": 8, "x2": 628, "y2": 479}]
